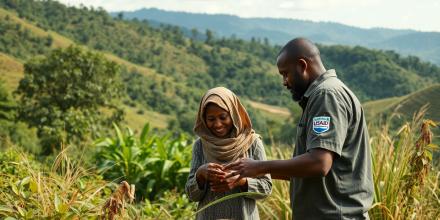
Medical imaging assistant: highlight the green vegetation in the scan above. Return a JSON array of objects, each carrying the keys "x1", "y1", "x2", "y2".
[
  {"x1": 1, "y1": 114, "x2": 438, "y2": 219},
  {"x1": 95, "y1": 124, "x2": 192, "y2": 200},
  {"x1": 0, "y1": 148, "x2": 122, "y2": 219},
  {"x1": 363, "y1": 84, "x2": 440, "y2": 128},
  {"x1": 368, "y1": 110, "x2": 439, "y2": 219},
  {"x1": 0, "y1": 52, "x2": 24, "y2": 90},
  {"x1": 0, "y1": 146, "x2": 196, "y2": 219},
  {"x1": 0, "y1": 0, "x2": 438, "y2": 219},
  {"x1": 0, "y1": 9, "x2": 53, "y2": 60},
  {"x1": 120, "y1": 8, "x2": 440, "y2": 65},
  {"x1": 0, "y1": 0, "x2": 439, "y2": 139},
  {"x1": 0, "y1": 80, "x2": 39, "y2": 153},
  {"x1": 16, "y1": 46, "x2": 124, "y2": 154},
  {"x1": 1, "y1": 0, "x2": 439, "y2": 108}
]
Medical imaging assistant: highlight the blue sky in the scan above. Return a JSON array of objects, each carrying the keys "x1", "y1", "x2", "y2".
[{"x1": 57, "y1": 0, "x2": 440, "y2": 32}]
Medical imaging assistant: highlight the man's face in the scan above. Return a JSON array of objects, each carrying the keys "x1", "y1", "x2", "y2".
[{"x1": 276, "y1": 51, "x2": 308, "y2": 101}]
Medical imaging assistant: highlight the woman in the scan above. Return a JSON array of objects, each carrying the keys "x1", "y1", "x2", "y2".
[{"x1": 185, "y1": 87, "x2": 272, "y2": 220}]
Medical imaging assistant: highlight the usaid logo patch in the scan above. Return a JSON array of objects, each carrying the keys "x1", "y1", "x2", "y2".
[{"x1": 312, "y1": 116, "x2": 331, "y2": 134}]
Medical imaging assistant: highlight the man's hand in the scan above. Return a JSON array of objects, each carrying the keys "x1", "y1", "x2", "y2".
[
  {"x1": 196, "y1": 163, "x2": 227, "y2": 187},
  {"x1": 210, "y1": 174, "x2": 247, "y2": 192},
  {"x1": 223, "y1": 158, "x2": 264, "y2": 180}
]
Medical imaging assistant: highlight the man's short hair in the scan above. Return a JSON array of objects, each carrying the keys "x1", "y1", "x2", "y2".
[{"x1": 278, "y1": 38, "x2": 320, "y2": 61}]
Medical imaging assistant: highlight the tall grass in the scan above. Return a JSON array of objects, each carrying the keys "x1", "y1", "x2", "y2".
[
  {"x1": 369, "y1": 108, "x2": 439, "y2": 219},
  {"x1": 0, "y1": 110, "x2": 438, "y2": 219},
  {"x1": 0, "y1": 146, "x2": 122, "y2": 219},
  {"x1": 258, "y1": 146, "x2": 292, "y2": 220}
]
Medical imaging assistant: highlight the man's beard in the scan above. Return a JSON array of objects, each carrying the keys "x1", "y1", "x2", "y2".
[
  {"x1": 290, "y1": 90, "x2": 302, "y2": 101},
  {"x1": 289, "y1": 87, "x2": 305, "y2": 102},
  {"x1": 287, "y1": 71, "x2": 308, "y2": 102}
]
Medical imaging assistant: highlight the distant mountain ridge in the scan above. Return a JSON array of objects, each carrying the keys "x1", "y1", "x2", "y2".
[{"x1": 116, "y1": 8, "x2": 440, "y2": 65}]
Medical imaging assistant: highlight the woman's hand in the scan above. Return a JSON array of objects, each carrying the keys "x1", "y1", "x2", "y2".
[
  {"x1": 210, "y1": 174, "x2": 247, "y2": 192},
  {"x1": 196, "y1": 163, "x2": 227, "y2": 188}
]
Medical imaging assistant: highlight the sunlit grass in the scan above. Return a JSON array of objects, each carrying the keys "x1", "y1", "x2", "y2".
[
  {"x1": 1, "y1": 108, "x2": 438, "y2": 219},
  {"x1": 0, "y1": 52, "x2": 23, "y2": 91}
]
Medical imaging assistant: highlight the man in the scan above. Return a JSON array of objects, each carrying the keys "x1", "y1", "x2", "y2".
[{"x1": 225, "y1": 38, "x2": 374, "y2": 219}]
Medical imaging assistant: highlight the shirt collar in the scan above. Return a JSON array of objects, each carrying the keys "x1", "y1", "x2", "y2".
[
  {"x1": 298, "y1": 69, "x2": 337, "y2": 109},
  {"x1": 303, "y1": 69, "x2": 337, "y2": 98}
]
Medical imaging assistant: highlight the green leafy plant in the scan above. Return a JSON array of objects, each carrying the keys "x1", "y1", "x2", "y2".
[{"x1": 95, "y1": 123, "x2": 192, "y2": 200}]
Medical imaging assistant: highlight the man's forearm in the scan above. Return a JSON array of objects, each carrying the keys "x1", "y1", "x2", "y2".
[
  {"x1": 261, "y1": 151, "x2": 332, "y2": 178},
  {"x1": 270, "y1": 173, "x2": 291, "y2": 180}
]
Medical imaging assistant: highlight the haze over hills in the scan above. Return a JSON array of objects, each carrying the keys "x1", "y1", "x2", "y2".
[{"x1": 117, "y1": 8, "x2": 440, "y2": 65}]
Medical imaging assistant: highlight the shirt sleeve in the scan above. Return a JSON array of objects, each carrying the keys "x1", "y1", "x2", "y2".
[
  {"x1": 245, "y1": 138, "x2": 272, "y2": 200},
  {"x1": 185, "y1": 139, "x2": 208, "y2": 202},
  {"x1": 305, "y1": 90, "x2": 349, "y2": 156}
]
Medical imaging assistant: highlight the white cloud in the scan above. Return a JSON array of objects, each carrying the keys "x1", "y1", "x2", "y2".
[{"x1": 57, "y1": 0, "x2": 440, "y2": 32}]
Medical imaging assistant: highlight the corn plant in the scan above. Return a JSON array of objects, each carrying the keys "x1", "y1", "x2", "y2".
[{"x1": 95, "y1": 123, "x2": 193, "y2": 200}]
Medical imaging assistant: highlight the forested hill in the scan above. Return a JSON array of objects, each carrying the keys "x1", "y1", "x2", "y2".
[
  {"x1": 1, "y1": 0, "x2": 440, "y2": 118},
  {"x1": 118, "y1": 8, "x2": 440, "y2": 66}
]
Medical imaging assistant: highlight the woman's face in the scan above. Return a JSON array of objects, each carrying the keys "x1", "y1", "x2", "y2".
[{"x1": 204, "y1": 103, "x2": 233, "y2": 138}]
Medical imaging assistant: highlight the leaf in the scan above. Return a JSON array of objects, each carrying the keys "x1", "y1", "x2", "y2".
[
  {"x1": 131, "y1": 161, "x2": 145, "y2": 171},
  {"x1": 144, "y1": 158, "x2": 160, "y2": 165},
  {"x1": 95, "y1": 138, "x2": 113, "y2": 147},
  {"x1": 177, "y1": 168, "x2": 190, "y2": 173},
  {"x1": 142, "y1": 170, "x2": 153, "y2": 178},
  {"x1": 20, "y1": 176, "x2": 31, "y2": 187},
  {"x1": 146, "y1": 179, "x2": 156, "y2": 194},
  {"x1": 127, "y1": 127, "x2": 134, "y2": 137},
  {"x1": 54, "y1": 194, "x2": 61, "y2": 212},
  {"x1": 0, "y1": 205, "x2": 16, "y2": 214},
  {"x1": 58, "y1": 204, "x2": 69, "y2": 214},
  {"x1": 113, "y1": 123, "x2": 125, "y2": 147},
  {"x1": 140, "y1": 123, "x2": 150, "y2": 145},
  {"x1": 11, "y1": 183, "x2": 19, "y2": 196},
  {"x1": 161, "y1": 160, "x2": 175, "y2": 179},
  {"x1": 426, "y1": 144, "x2": 439, "y2": 150},
  {"x1": 29, "y1": 179, "x2": 38, "y2": 193},
  {"x1": 15, "y1": 205, "x2": 25, "y2": 217}
]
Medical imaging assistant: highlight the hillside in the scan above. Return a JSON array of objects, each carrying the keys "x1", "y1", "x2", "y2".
[
  {"x1": 0, "y1": 52, "x2": 23, "y2": 90},
  {"x1": 363, "y1": 84, "x2": 440, "y2": 123},
  {"x1": 2, "y1": 0, "x2": 440, "y2": 103},
  {"x1": 0, "y1": 3, "x2": 286, "y2": 134},
  {"x1": 118, "y1": 8, "x2": 440, "y2": 65},
  {"x1": 1, "y1": 0, "x2": 440, "y2": 138},
  {"x1": 0, "y1": 51, "x2": 171, "y2": 131}
]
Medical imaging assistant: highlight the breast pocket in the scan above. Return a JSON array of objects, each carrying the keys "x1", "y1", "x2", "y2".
[
  {"x1": 294, "y1": 122, "x2": 307, "y2": 155},
  {"x1": 296, "y1": 120, "x2": 307, "y2": 138}
]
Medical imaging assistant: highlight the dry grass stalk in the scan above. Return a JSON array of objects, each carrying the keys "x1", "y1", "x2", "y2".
[
  {"x1": 403, "y1": 119, "x2": 437, "y2": 217},
  {"x1": 101, "y1": 181, "x2": 135, "y2": 220}
]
